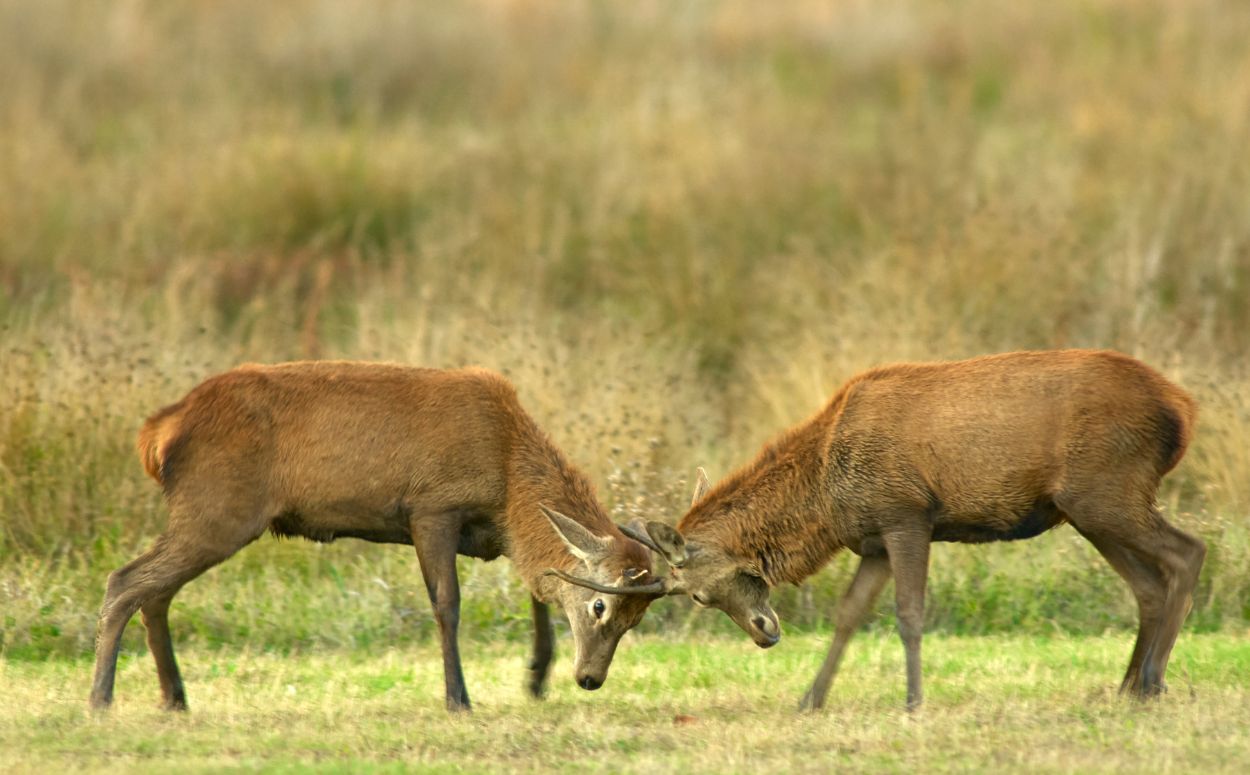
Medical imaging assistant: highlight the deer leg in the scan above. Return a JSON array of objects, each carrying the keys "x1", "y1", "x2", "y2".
[
  {"x1": 1133, "y1": 521, "x2": 1205, "y2": 696},
  {"x1": 799, "y1": 553, "x2": 891, "y2": 712},
  {"x1": 413, "y1": 515, "x2": 471, "y2": 712},
  {"x1": 882, "y1": 530, "x2": 931, "y2": 711},
  {"x1": 90, "y1": 551, "x2": 153, "y2": 710},
  {"x1": 90, "y1": 529, "x2": 251, "y2": 711},
  {"x1": 527, "y1": 595, "x2": 555, "y2": 699},
  {"x1": 1076, "y1": 529, "x2": 1166, "y2": 694},
  {"x1": 140, "y1": 592, "x2": 187, "y2": 710}
]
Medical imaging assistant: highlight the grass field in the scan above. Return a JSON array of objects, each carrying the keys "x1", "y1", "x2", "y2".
[
  {"x1": 2, "y1": 1, "x2": 1249, "y2": 771},
  {"x1": 5, "y1": 633, "x2": 1249, "y2": 773}
]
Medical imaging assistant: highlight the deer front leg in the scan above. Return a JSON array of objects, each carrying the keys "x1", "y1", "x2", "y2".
[
  {"x1": 527, "y1": 595, "x2": 555, "y2": 698},
  {"x1": 413, "y1": 515, "x2": 471, "y2": 712},
  {"x1": 882, "y1": 529, "x2": 931, "y2": 711},
  {"x1": 799, "y1": 553, "x2": 891, "y2": 712}
]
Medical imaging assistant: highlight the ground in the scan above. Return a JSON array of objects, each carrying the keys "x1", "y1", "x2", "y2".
[{"x1": 3, "y1": 632, "x2": 1247, "y2": 773}]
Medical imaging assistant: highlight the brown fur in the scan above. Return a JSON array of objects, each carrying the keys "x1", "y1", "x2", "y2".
[
  {"x1": 668, "y1": 350, "x2": 1205, "y2": 708},
  {"x1": 93, "y1": 362, "x2": 653, "y2": 713}
]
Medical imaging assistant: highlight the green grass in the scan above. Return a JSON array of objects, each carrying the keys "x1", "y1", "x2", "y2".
[{"x1": 4, "y1": 633, "x2": 1248, "y2": 773}]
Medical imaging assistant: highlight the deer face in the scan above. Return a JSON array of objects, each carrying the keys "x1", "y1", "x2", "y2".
[
  {"x1": 542, "y1": 506, "x2": 659, "y2": 691},
  {"x1": 644, "y1": 522, "x2": 781, "y2": 649},
  {"x1": 618, "y1": 468, "x2": 779, "y2": 647}
]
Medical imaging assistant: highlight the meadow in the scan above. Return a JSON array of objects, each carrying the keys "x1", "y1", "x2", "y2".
[
  {"x1": 2, "y1": 0, "x2": 1249, "y2": 770},
  {"x1": 6, "y1": 634, "x2": 1250, "y2": 773}
]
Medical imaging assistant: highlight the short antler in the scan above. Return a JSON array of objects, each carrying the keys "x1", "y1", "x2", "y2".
[
  {"x1": 691, "y1": 466, "x2": 711, "y2": 506},
  {"x1": 544, "y1": 568, "x2": 671, "y2": 597},
  {"x1": 618, "y1": 522, "x2": 663, "y2": 554}
]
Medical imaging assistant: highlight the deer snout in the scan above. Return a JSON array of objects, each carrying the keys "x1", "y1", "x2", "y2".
[
  {"x1": 577, "y1": 674, "x2": 604, "y2": 691},
  {"x1": 751, "y1": 613, "x2": 781, "y2": 648}
]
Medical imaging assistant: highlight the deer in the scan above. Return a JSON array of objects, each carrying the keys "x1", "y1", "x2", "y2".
[
  {"x1": 556, "y1": 350, "x2": 1206, "y2": 710},
  {"x1": 89, "y1": 361, "x2": 663, "y2": 713}
]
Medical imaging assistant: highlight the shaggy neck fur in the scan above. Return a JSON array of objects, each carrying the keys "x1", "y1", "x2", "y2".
[
  {"x1": 502, "y1": 414, "x2": 650, "y2": 600},
  {"x1": 678, "y1": 399, "x2": 850, "y2": 587}
]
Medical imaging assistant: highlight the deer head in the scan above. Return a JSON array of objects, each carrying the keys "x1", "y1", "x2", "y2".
[
  {"x1": 545, "y1": 469, "x2": 781, "y2": 649},
  {"x1": 540, "y1": 505, "x2": 663, "y2": 690}
]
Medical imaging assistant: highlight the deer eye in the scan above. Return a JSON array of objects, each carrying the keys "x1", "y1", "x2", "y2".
[{"x1": 593, "y1": 599, "x2": 606, "y2": 619}]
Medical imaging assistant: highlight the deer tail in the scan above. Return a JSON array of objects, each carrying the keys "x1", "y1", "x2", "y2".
[
  {"x1": 1157, "y1": 388, "x2": 1198, "y2": 477},
  {"x1": 136, "y1": 402, "x2": 187, "y2": 486}
]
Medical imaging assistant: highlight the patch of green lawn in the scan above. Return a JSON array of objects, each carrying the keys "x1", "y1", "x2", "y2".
[{"x1": 3, "y1": 632, "x2": 1247, "y2": 773}]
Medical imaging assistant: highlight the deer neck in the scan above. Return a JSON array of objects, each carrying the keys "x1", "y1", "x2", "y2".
[
  {"x1": 502, "y1": 424, "x2": 615, "y2": 599},
  {"x1": 681, "y1": 421, "x2": 844, "y2": 586}
]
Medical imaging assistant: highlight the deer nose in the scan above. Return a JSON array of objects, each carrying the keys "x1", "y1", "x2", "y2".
[
  {"x1": 752, "y1": 615, "x2": 781, "y2": 647},
  {"x1": 577, "y1": 675, "x2": 603, "y2": 691}
]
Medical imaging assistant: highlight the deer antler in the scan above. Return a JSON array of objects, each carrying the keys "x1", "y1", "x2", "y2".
[
  {"x1": 543, "y1": 568, "x2": 671, "y2": 597},
  {"x1": 617, "y1": 522, "x2": 663, "y2": 555}
]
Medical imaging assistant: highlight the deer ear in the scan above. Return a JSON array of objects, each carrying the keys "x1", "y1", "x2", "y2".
[
  {"x1": 541, "y1": 504, "x2": 609, "y2": 563},
  {"x1": 691, "y1": 467, "x2": 711, "y2": 506},
  {"x1": 645, "y1": 521, "x2": 688, "y2": 567}
]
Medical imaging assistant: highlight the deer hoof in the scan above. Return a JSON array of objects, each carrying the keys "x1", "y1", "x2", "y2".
[
  {"x1": 798, "y1": 689, "x2": 823, "y2": 713},
  {"x1": 527, "y1": 675, "x2": 547, "y2": 699}
]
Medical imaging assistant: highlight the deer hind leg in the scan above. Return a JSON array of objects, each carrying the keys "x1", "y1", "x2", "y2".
[
  {"x1": 89, "y1": 523, "x2": 256, "y2": 711},
  {"x1": 1133, "y1": 518, "x2": 1205, "y2": 696},
  {"x1": 91, "y1": 547, "x2": 159, "y2": 710},
  {"x1": 527, "y1": 595, "x2": 555, "y2": 699},
  {"x1": 1067, "y1": 497, "x2": 1205, "y2": 698},
  {"x1": 412, "y1": 513, "x2": 471, "y2": 712},
  {"x1": 140, "y1": 592, "x2": 186, "y2": 710},
  {"x1": 1074, "y1": 528, "x2": 1166, "y2": 694},
  {"x1": 799, "y1": 553, "x2": 891, "y2": 712},
  {"x1": 882, "y1": 529, "x2": 931, "y2": 711}
]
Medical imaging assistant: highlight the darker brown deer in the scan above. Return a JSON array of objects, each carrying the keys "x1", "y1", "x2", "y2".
[
  {"x1": 89, "y1": 362, "x2": 661, "y2": 713},
  {"x1": 563, "y1": 350, "x2": 1206, "y2": 710}
]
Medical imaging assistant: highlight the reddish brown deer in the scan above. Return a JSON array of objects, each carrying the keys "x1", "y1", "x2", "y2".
[
  {"x1": 89, "y1": 362, "x2": 661, "y2": 713},
  {"x1": 560, "y1": 350, "x2": 1206, "y2": 710}
]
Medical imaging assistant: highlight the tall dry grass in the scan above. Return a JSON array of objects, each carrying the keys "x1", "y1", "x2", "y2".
[{"x1": 1, "y1": 0, "x2": 1248, "y2": 657}]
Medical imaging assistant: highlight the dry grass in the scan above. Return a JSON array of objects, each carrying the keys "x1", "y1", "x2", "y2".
[
  {"x1": 1, "y1": 0, "x2": 1248, "y2": 661},
  {"x1": 3, "y1": 634, "x2": 1249, "y2": 773}
]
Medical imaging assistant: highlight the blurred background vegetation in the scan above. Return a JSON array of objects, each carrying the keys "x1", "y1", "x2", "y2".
[{"x1": 2, "y1": 0, "x2": 1248, "y2": 660}]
